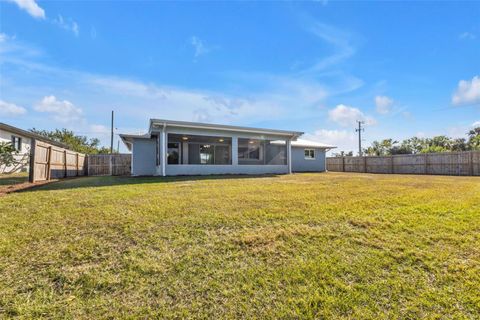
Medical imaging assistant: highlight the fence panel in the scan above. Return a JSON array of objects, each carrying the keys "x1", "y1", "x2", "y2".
[
  {"x1": 87, "y1": 154, "x2": 131, "y2": 176},
  {"x1": 30, "y1": 140, "x2": 86, "y2": 182},
  {"x1": 327, "y1": 151, "x2": 480, "y2": 176}
]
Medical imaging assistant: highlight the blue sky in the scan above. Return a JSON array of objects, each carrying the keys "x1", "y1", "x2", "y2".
[{"x1": 1, "y1": 1, "x2": 479, "y2": 153}]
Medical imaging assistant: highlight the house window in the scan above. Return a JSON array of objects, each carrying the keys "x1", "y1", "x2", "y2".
[
  {"x1": 200, "y1": 144, "x2": 214, "y2": 164},
  {"x1": 168, "y1": 134, "x2": 232, "y2": 165},
  {"x1": 167, "y1": 143, "x2": 180, "y2": 164},
  {"x1": 11, "y1": 135, "x2": 22, "y2": 151},
  {"x1": 238, "y1": 139, "x2": 263, "y2": 161},
  {"x1": 304, "y1": 149, "x2": 315, "y2": 160},
  {"x1": 238, "y1": 139, "x2": 287, "y2": 165}
]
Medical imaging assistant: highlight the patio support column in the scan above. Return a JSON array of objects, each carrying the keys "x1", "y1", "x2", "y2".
[
  {"x1": 161, "y1": 124, "x2": 166, "y2": 176},
  {"x1": 287, "y1": 138, "x2": 292, "y2": 174},
  {"x1": 232, "y1": 136, "x2": 238, "y2": 165}
]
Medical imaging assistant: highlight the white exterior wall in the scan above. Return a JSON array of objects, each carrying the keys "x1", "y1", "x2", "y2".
[{"x1": 0, "y1": 128, "x2": 31, "y2": 173}]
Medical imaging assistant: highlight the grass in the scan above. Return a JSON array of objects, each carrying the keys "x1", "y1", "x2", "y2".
[
  {"x1": 0, "y1": 172, "x2": 28, "y2": 186},
  {"x1": 0, "y1": 173, "x2": 479, "y2": 319}
]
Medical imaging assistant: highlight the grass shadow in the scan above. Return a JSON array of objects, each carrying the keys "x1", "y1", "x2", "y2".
[
  {"x1": 18, "y1": 174, "x2": 282, "y2": 192},
  {"x1": 0, "y1": 173, "x2": 29, "y2": 186}
]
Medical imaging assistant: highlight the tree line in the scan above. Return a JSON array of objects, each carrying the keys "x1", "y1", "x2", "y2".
[
  {"x1": 30, "y1": 128, "x2": 112, "y2": 154},
  {"x1": 335, "y1": 127, "x2": 480, "y2": 157}
]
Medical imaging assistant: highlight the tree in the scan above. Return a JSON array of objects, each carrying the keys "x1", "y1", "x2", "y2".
[
  {"x1": 0, "y1": 142, "x2": 19, "y2": 173},
  {"x1": 364, "y1": 139, "x2": 397, "y2": 156},
  {"x1": 333, "y1": 151, "x2": 353, "y2": 157},
  {"x1": 30, "y1": 128, "x2": 111, "y2": 154},
  {"x1": 468, "y1": 127, "x2": 480, "y2": 151},
  {"x1": 400, "y1": 137, "x2": 426, "y2": 154}
]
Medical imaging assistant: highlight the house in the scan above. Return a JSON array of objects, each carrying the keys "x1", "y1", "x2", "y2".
[
  {"x1": 120, "y1": 119, "x2": 335, "y2": 176},
  {"x1": 0, "y1": 123, "x2": 69, "y2": 173}
]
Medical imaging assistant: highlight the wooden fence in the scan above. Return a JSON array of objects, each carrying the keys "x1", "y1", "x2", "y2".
[
  {"x1": 327, "y1": 151, "x2": 480, "y2": 176},
  {"x1": 29, "y1": 140, "x2": 87, "y2": 182},
  {"x1": 87, "y1": 154, "x2": 131, "y2": 176}
]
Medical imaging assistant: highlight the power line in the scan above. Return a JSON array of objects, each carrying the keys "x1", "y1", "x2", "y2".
[{"x1": 355, "y1": 120, "x2": 365, "y2": 156}]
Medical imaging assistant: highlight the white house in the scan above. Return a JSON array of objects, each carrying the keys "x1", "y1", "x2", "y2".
[
  {"x1": 0, "y1": 123, "x2": 68, "y2": 174},
  {"x1": 120, "y1": 119, "x2": 335, "y2": 176}
]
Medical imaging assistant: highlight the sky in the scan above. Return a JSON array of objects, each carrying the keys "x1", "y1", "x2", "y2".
[{"x1": 0, "y1": 1, "x2": 479, "y2": 154}]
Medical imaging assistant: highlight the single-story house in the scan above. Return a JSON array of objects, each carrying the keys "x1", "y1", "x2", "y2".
[
  {"x1": 120, "y1": 119, "x2": 335, "y2": 176},
  {"x1": 0, "y1": 122, "x2": 69, "y2": 173}
]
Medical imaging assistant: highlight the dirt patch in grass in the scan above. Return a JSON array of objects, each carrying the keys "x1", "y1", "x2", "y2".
[{"x1": 0, "y1": 173, "x2": 57, "y2": 195}]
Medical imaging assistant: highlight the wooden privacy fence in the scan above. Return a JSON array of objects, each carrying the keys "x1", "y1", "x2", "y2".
[
  {"x1": 327, "y1": 151, "x2": 480, "y2": 176},
  {"x1": 29, "y1": 140, "x2": 86, "y2": 182},
  {"x1": 87, "y1": 154, "x2": 131, "y2": 176}
]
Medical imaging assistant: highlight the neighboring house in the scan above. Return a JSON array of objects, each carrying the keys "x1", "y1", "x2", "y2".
[
  {"x1": 120, "y1": 119, "x2": 335, "y2": 176},
  {"x1": 0, "y1": 123, "x2": 69, "y2": 173}
]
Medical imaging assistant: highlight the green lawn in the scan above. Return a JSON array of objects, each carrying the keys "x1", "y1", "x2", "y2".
[
  {"x1": 0, "y1": 173, "x2": 479, "y2": 319},
  {"x1": 0, "y1": 172, "x2": 28, "y2": 186}
]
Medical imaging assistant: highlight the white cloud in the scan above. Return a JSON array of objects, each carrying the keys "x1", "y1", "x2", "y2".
[
  {"x1": 328, "y1": 104, "x2": 376, "y2": 127},
  {"x1": 459, "y1": 32, "x2": 476, "y2": 40},
  {"x1": 6, "y1": 0, "x2": 45, "y2": 19},
  {"x1": 452, "y1": 76, "x2": 480, "y2": 105},
  {"x1": 472, "y1": 121, "x2": 480, "y2": 127},
  {"x1": 0, "y1": 33, "x2": 11, "y2": 43},
  {"x1": 34, "y1": 95, "x2": 83, "y2": 122},
  {"x1": 375, "y1": 95, "x2": 394, "y2": 114},
  {"x1": 86, "y1": 73, "x2": 333, "y2": 124},
  {"x1": 302, "y1": 22, "x2": 356, "y2": 73},
  {"x1": 190, "y1": 36, "x2": 210, "y2": 59},
  {"x1": 304, "y1": 129, "x2": 357, "y2": 153},
  {"x1": 0, "y1": 100, "x2": 27, "y2": 116},
  {"x1": 53, "y1": 15, "x2": 79, "y2": 36}
]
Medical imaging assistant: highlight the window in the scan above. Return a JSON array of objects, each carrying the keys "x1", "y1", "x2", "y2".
[
  {"x1": 200, "y1": 144, "x2": 214, "y2": 164},
  {"x1": 11, "y1": 136, "x2": 22, "y2": 151},
  {"x1": 238, "y1": 139, "x2": 263, "y2": 161},
  {"x1": 168, "y1": 134, "x2": 232, "y2": 165},
  {"x1": 304, "y1": 149, "x2": 315, "y2": 160},
  {"x1": 238, "y1": 139, "x2": 286, "y2": 165},
  {"x1": 167, "y1": 143, "x2": 180, "y2": 164}
]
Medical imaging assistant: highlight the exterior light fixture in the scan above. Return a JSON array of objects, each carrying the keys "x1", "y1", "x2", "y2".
[
  {"x1": 219, "y1": 138, "x2": 224, "y2": 142},
  {"x1": 182, "y1": 136, "x2": 188, "y2": 141}
]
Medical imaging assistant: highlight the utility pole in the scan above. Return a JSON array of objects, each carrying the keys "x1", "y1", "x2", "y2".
[
  {"x1": 355, "y1": 120, "x2": 365, "y2": 156},
  {"x1": 117, "y1": 140, "x2": 120, "y2": 154},
  {"x1": 110, "y1": 110, "x2": 114, "y2": 154}
]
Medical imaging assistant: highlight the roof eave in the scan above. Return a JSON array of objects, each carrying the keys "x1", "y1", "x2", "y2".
[{"x1": 149, "y1": 118, "x2": 303, "y2": 138}]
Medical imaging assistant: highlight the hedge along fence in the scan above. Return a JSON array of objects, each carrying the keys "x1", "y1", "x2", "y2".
[
  {"x1": 327, "y1": 151, "x2": 480, "y2": 176},
  {"x1": 29, "y1": 140, "x2": 87, "y2": 182},
  {"x1": 87, "y1": 154, "x2": 131, "y2": 176}
]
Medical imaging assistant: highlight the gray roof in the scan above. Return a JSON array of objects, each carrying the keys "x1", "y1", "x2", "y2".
[
  {"x1": 119, "y1": 119, "x2": 337, "y2": 151},
  {"x1": 272, "y1": 138, "x2": 336, "y2": 149},
  {"x1": 149, "y1": 118, "x2": 304, "y2": 138},
  {"x1": 119, "y1": 133, "x2": 151, "y2": 151}
]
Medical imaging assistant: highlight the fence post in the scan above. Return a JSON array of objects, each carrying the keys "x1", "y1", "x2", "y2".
[
  {"x1": 87, "y1": 155, "x2": 90, "y2": 176},
  {"x1": 424, "y1": 153, "x2": 428, "y2": 175},
  {"x1": 342, "y1": 156, "x2": 345, "y2": 172},
  {"x1": 109, "y1": 155, "x2": 113, "y2": 176},
  {"x1": 470, "y1": 151, "x2": 474, "y2": 176},
  {"x1": 29, "y1": 139, "x2": 36, "y2": 183},
  {"x1": 364, "y1": 156, "x2": 367, "y2": 173},
  {"x1": 64, "y1": 150, "x2": 67, "y2": 178},
  {"x1": 46, "y1": 146, "x2": 52, "y2": 180},
  {"x1": 76, "y1": 153, "x2": 79, "y2": 176},
  {"x1": 391, "y1": 156, "x2": 394, "y2": 174}
]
